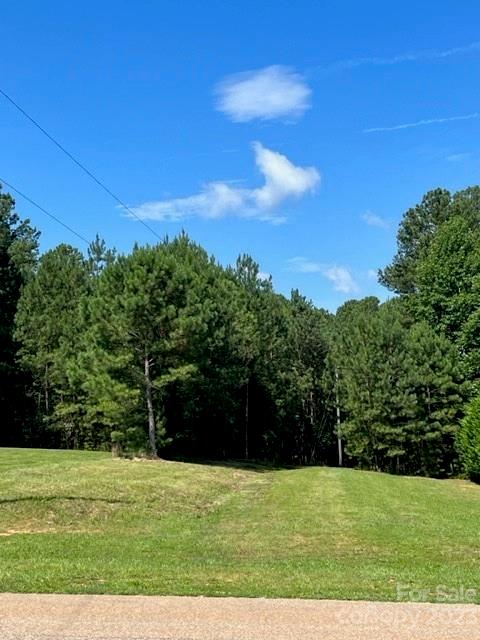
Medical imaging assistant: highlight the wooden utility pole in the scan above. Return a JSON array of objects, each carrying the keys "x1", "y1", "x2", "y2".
[{"x1": 335, "y1": 368, "x2": 343, "y2": 467}]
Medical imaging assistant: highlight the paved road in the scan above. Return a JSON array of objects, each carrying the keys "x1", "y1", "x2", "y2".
[{"x1": 1, "y1": 593, "x2": 479, "y2": 639}]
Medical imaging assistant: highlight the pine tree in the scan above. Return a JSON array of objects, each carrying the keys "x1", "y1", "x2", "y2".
[
  {"x1": 381, "y1": 186, "x2": 480, "y2": 384},
  {"x1": 407, "y1": 322, "x2": 466, "y2": 475},
  {"x1": 333, "y1": 299, "x2": 465, "y2": 475},
  {"x1": 83, "y1": 237, "x2": 241, "y2": 455},
  {"x1": 15, "y1": 244, "x2": 89, "y2": 445}
]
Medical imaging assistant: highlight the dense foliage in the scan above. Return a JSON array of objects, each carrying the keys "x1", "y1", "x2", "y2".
[
  {"x1": 457, "y1": 396, "x2": 480, "y2": 481},
  {"x1": 333, "y1": 298, "x2": 465, "y2": 476},
  {"x1": 0, "y1": 190, "x2": 39, "y2": 445},
  {"x1": 2, "y1": 182, "x2": 480, "y2": 477}
]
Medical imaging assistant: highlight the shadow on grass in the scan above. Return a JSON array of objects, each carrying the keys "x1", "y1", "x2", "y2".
[
  {"x1": 0, "y1": 495, "x2": 131, "y2": 505},
  {"x1": 169, "y1": 457, "x2": 298, "y2": 473}
]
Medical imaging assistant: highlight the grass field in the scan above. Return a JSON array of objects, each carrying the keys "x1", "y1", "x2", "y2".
[{"x1": 1, "y1": 448, "x2": 479, "y2": 601}]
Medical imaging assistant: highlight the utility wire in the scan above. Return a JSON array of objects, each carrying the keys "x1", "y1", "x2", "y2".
[
  {"x1": 0, "y1": 87, "x2": 163, "y2": 241},
  {"x1": 0, "y1": 177, "x2": 90, "y2": 246}
]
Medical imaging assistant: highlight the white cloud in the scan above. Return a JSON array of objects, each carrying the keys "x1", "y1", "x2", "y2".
[
  {"x1": 324, "y1": 266, "x2": 359, "y2": 293},
  {"x1": 129, "y1": 143, "x2": 320, "y2": 223},
  {"x1": 287, "y1": 258, "x2": 359, "y2": 294},
  {"x1": 364, "y1": 112, "x2": 480, "y2": 133},
  {"x1": 362, "y1": 210, "x2": 389, "y2": 229},
  {"x1": 251, "y1": 142, "x2": 319, "y2": 208},
  {"x1": 327, "y1": 41, "x2": 480, "y2": 72},
  {"x1": 215, "y1": 66, "x2": 311, "y2": 122},
  {"x1": 367, "y1": 269, "x2": 378, "y2": 280}
]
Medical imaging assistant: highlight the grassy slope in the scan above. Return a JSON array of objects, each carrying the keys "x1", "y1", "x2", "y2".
[{"x1": 0, "y1": 448, "x2": 479, "y2": 601}]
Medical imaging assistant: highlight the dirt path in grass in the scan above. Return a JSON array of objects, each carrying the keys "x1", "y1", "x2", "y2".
[{"x1": 1, "y1": 593, "x2": 479, "y2": 639}]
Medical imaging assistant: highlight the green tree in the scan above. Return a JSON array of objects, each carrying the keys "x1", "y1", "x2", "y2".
[
  {"x1": 407, "y1": 321, "x2": 466, "y2": 475},
  {"x1": 457, "y1": 396, "x2": 480, "y2": 481},
  {"x1": 87, "y1": 234, "x2": 116, "y2": 277},
  {"x1": 0, "y1": 186, "x2": 39, "y2": 445},
  {"x1": 379, "y1": 188, "x2": 452, "y2": 294},
  {"x1": 414, "y1": 215, "x2": 480, "y2": 380},
  {"x1": 15, "y1": 244, "x2": 89, "y2": 445},
  {"x1": 333, "y1": 299, "x2": 465, "y2": 475},
  {"x1": 281, "y1": 291, "x2": 332, "y2": 463},
  {"x1": 381, "y1": 186, "x2": 480, "y2": 384},
  {"x1": 83, "y1": 237, "x2": 242, "y2": 456}
]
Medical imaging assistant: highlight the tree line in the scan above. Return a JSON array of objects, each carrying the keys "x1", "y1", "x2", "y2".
[{"x1": 1, "y1": 184, "x2": 480, "y2": 477}]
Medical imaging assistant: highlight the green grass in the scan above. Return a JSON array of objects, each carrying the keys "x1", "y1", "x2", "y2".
[{"x1": 1, "y1": 448, "x2": 479, "y2": 601}]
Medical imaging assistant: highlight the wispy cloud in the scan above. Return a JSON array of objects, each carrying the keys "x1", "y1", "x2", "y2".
[
  {"x1": 445, "y1": 152, "x2": 471, "y2": 162},
  {"x1": 215, "y1": 65, "x2": 311, "y2": 122},
  {"x1": 129, "y1": 143, "x2": 320, "y2": 224},
  {"x1": 326, "y1": 41, "x2": 480, "y2": 72},
  {"x1": 364, "y1": 111, "x2": 480, "y2": 133},
  {"x1": 287, "y1": 258, "x2": 359, "y2": 294},
  {"x1": 367, "y1": 269, "x2": 378, "y2": 280},
  {"x1": 362, "y1": 210, "x2": 389, "y2": 228},
  {"x1": 287, "y1": 257, "x2": 323, "y2": 273}
]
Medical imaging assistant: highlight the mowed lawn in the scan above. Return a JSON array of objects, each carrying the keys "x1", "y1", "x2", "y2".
[{"x1": 0, "y1": 448, "x2": 479, "y2": 601}]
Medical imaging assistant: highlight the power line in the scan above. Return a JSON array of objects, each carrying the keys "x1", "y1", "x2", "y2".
[
  {"x1": 0, "y1": 177, "x2": 90, "y2": 246},
  {"x1": 0, "y1": 87, "x2": 163, "y2": 241}
]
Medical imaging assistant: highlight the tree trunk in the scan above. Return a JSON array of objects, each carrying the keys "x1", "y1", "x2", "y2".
[{"x1": 144, "y1": 354, "x2": 157, "y2": 456}]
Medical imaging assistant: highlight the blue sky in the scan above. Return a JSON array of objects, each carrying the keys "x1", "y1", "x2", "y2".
[{"x1": 2, "y1": 1, "x2": 480, "y2": 310}]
